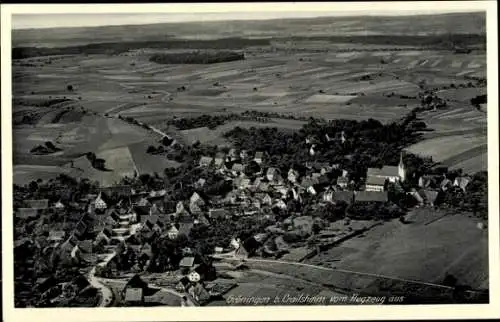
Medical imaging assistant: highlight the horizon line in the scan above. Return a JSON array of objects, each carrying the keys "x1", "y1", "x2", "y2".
[{"x1": 11, "y1": 10, "x2": 483, "y2": 31}]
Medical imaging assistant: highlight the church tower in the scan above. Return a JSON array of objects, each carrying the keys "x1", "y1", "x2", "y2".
[{"x1": 398, "y1": 152, "x2": 406, "y2": 182}]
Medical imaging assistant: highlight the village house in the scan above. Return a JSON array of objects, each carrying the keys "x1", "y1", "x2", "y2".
[
  {"x1": 336, "y1": 176, "x2": 349, "y2": 189},
  {"x1": 208, "y1": 208, "x2": 229, "y2": 220},
  {"x1": 410, "y1": 189, "x2": 440, "y2": 207},
  {"x1": 199, "y1": 156, "x2": 213, "y2": 167},
  {"x1": 454, "y1": 176, "x2": 471, "y2": 192},
  {"x1": 94, "y1": 193, "x2": 108, "y2": 212},
  {"x1": 266, "y1": 167, "x2": 279, "y2": 181},
  {"x1": 354, "y1": 191, "x2": 389, "y2": 203},
  {"x1": 440, "y1": 177, "x2": 453, "y2": 191},
  {"x1": 53, "y1": 200, "x2": 65, "y2": 210},
  {"x1": 16, "y1": 208, "x2": 38, "y2": 219},
  {"x1": 214, "y1": 152, "x2": 226, "y2": 168},
  {"x1": 48, "y1": 230, "x2": 66, "y2": 244},
  {"x1": 179, "y1": 256, "x2": 195, "y2": 273},
  {"x1": 231, "y1": 163, "x2": 245, "y2": 174},
  {"x1": 194, "y1": 178, "x2": 206, "y2": 189},
  {"x1": 25, "y1": 199, "x2": 49, "y2": 210},
  {"x1": 288, "y1": 168, "x2": 300, "y2": 183},
  {"x1": 325, "y1": 190, "x2": 354, "y2": 205},
  {"x1": 239, "y1": 149, "x2": 249, "y2": 160},
  {"x1": 365, "y1": 176, "x2": 387, "y2": 192},
  {"x1": 99, "y1": 185, "x2": 134, "y2": 198},
  {"x1": 254, "y1": 151, "x2": 265, "y2": 164},
  {"x1": 165, "y1": 224, "x2": 179, "y2": 240},
  {"x1": 124, "y1": 287, "x2": 144, "y2": 306}
]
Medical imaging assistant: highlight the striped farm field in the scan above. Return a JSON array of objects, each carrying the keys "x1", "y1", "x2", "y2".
[
  {"x1": 303, "y1": 94, "x2": 357, "y2": 104},
  {"x1": 406, "y1": 134, "x2": 486, "y2": 163}
]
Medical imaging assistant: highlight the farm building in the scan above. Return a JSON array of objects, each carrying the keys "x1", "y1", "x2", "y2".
[
  {"x1": 365, "y1": 176, "x2": 387, "y2": 192},
  {"x1": 354, "y1": 191, "x2": 388, "y2": 203}
]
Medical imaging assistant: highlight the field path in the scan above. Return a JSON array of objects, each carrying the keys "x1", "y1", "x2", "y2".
[{"x1": 242, "y1": 258, "x2": 455, "y2": 290}]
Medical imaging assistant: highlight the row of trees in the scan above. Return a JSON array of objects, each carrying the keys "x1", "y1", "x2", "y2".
[{"x1": 150, "y1": 51, "x2": 244, "y2": 65}]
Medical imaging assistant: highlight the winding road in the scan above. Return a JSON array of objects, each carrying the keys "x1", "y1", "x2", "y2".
[{"x1": 88, "y1": 267, "x2": 114, "y2": 307}]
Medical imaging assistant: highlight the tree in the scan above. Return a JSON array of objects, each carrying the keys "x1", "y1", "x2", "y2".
[
  {"x1": 67, "y1": 85, "x2": 73, "y2": 91},
  {"x1": 146, "y1": 146, "x2": 157, "y2": 154}
]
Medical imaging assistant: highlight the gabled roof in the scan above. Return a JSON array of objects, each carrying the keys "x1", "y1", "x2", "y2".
[
  {"x1": 355, "y1": 191, "x2": 388, "y2": 203},
  {"x1": 454, "y1": 176, "x2": 471, "y2": 191},
  {"x1": 215, "y1": 152, "x2": 226, "y2": 160},
  {"x1": 367, "y1": 166, "x2": 399, "y2": 178},
  {"x1": 332, "y1": 191, "x2": 354, "y2": 204},
  {"x1": 179, "y1": 256, "x2": 195, "y2": 267},
  {"x1": 77, "y1": 240, "x2": 93, "y2": 253},
  {"x1": 125, "y1": 288, "x2": 143, "y2": 302},
  {"x1": 231, "y1": 163, "x2": 245, "y2": 172},
  {"x1": 199, "y1": 156, "x2": 213, "y2": 165},
  {"x1": 337, "y1": 176, "x2": 349, "y2": 184},
  {"x1": 25, "y1": 199, "x2": 49, "y2": 209},
  {"x1": 366, "y1": 175, "x2": 387, "y2": 186},
  {"x1": 254, "y1": 151, "x2": 264, "y2": 159},
  {"x1": 16, "y1": 208, "x2": 38, "y2": 219},
  {"x1": 420, "y1": 189, "x2": 439, "y2": 204},
  {"x1": 48, "y1": 230, "x2": 66, "y2": 241}
]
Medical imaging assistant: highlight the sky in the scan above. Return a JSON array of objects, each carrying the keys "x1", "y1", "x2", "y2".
[{"x1": 11, "y1": 9, "x2": 480, "y2": 30}]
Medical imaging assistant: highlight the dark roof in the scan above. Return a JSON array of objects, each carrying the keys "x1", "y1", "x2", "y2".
[
  {"x1": 355, "y1": 191, "x2": 388, "y2": 203},
  {"x1": 365, "y1": 175, "x2": 387, "y2": 186},
  {"x1": 332, "y1": 191, "x2": 354, "y2": 204},
  {"x1": 367, "y1": 166, "x2": 399, "y2": 178},
  {"x1": 77, "y1": 240, "x2": 93, "y2": 253},
  {"x1": 25, "y1": 199, "x2": 49, "y2": 209}
]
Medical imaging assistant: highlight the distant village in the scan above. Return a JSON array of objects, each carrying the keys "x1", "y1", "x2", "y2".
[{"x1": 13, "y1": 123, "x2": 483, "y2": 307}]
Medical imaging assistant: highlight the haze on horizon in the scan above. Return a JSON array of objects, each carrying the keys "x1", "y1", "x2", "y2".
[{"x1": 12, "y1": 9, "x2": 480, "y2": 30}]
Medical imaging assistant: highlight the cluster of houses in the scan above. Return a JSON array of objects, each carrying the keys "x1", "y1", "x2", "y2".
[{"x1": 14, "y1": 141, "x2": 475, "y2": 307}]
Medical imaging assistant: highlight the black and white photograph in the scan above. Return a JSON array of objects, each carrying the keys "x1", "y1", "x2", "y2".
[{"x1": 1, "y1": 1, "x2": 499, "y2": 321}]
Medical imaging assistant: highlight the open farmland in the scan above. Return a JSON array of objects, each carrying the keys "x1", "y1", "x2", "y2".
[
  {"x1": 305, "y1": 212, "x2": 488, "y2": 291},
  {"x1": 12, "y1": 39, "x2": 487, "y2": 180}
]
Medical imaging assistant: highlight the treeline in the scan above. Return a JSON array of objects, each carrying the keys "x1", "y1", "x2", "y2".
[
  {"x1": 165, "y1": 110, "x2": 308, "y2": 131},
  {"x1": 224, "y1": 113, "x2": 430, "y2": 183},
  {"x1": 288, "y1": 34, "x2": 486, "y2": 49},
  {"x1": 12, "y1": 38, "x2": 267, "y2": 59},
  {"x1": 150, "y1": 51, "x2": 244, "y2": 65}
]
